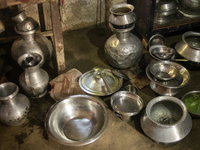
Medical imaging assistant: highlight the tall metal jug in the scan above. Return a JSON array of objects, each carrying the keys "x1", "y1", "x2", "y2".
[
  {"x1": 104, "y1": 4, "x2": 143, "y2": 68},
  {"x1": 0, "y1": 82, "x2": 30, "y2": 126},
  {"x1": 11, "y1": 11, "x2": 53, "y2": 67},
  {"x1": 19, "y1": 53, "x2": 49, "y2": 98}
]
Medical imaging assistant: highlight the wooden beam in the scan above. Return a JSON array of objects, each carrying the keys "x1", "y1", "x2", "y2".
[
  {"x1": 0, "y1": 0, "x2": 21, "y2": 9},
  {"x1": 50, "y1": 1, "x2": 66, "y2": 75}
]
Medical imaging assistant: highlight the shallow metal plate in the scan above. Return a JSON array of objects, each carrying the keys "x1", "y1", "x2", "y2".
[{"x1": 79, "y1": 69, "x2": 123, "y2": 96}]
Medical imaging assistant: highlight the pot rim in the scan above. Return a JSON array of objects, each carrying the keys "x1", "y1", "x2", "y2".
[
  {"x1": 182, "y1": 31, "x2": 200, "y2": 50},
  {"x1": 146, "y1": 60, "x2": 191, "y2": 88},
  {"x1": 146, "y1": 96, "x2": 188, "y2": 127},
  {"x1": 0, "y1": 82, "x2": 19, "y2": 100},
  {"x1": 110, "y1": 4, "x2": 135, "y2": 16},
  {"x1": 110, "y1": 91, "x2": 144, "y2": 116}
]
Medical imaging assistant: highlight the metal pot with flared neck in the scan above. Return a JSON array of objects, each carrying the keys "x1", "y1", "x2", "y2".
[
  {"x1": 19, "y1": 53, "x2": 49, "y2": 98},
  {"x1": 11, "y1": 11, "x2": 53, "y2": 67}
]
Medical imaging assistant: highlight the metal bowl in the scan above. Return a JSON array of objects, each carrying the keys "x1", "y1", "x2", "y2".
[
  {"x1": 146, "y1": 61, "x2": 190, "y2": 96},
  {"x1": 148, "y1": 34, "x2": 166, "y2": 47},
  {"x1": 156, "y1": 0, "x2": 177, "y2": 12},
  {"x1": 175, "y1": 31, "x2": 200, "y2": 63},
  {"x1": 141, "y1": 96, "x2": 192, "y2": 145},
  {"x1": 111, "y1": 91, "x2": 143, "y2": 123},
  {"x1": 181, "y1": 91, "x2": 200, "y2": 117},
  {"x1": 177, "y1": 0, "x2": 200, "y2": 17},
  {"x1": 149, "y1": 45, "x2": 176, "y2": 60},
  {"x1": 150, "y1": 61, "x2": 178, "y2": 80},
  {"x1": 45, "y1": 95, "x2": 109, "y2": 146}
]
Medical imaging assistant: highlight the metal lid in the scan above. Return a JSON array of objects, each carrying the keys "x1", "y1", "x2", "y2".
[{"x1": 79, "y1": 69, "x2": 123, "y2": 96}]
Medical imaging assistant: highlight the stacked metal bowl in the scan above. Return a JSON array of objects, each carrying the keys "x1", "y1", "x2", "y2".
[
  {"x1": 146, "y1": 61, "x2": 190, "y2": 96},
  {"x1": 154, "y1": 0, "x2": 178, "y2": 24}
]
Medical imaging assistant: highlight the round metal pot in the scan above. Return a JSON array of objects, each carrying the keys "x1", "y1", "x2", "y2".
[
  {"x1": 109, "y1": 4, "x2": 136, "y2": 29},
  {"x1": 0, "y1": 82, "x2": 30, "y2": 126},
  {"x1": 146, "y1": 61, "x2": 190, "y2": 96},
  {"x1": 175, "y1": 31, "x2": 200, "y2": 63},
  {"x1": 110, "y1": 91, "x2": 144, "y2": 123},
  {"x1": 104, "y1": 25, "x2": 143, "y2": 68},
  {"x1": 150, "y1": 80, "x2": 181, "y2": 96},
  {"x1": 141, "y1": 96, "x2": 192, "y2": 145}
]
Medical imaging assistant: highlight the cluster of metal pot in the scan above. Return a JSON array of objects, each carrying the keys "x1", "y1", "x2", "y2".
[
  {"x1": 0, "y1": 11, "x2": 52, "y2": 126},
  {"x1": 12, "y1": 10, "x2": 52, "y2": 98},
  {"x1": 141, "y1": 31, "x2": 200, "y2": 145}
]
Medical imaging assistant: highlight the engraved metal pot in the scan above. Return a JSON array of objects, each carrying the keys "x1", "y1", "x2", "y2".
[
  {"x1": 0, "y1": 82, "x2": 30, "y2": 126},
  {"x1": 104, "y1": 24, "x2": 143, "y2": 68},
  {"x1": 19, "y1": 54, "x2": 49, "y2": 98},
  {"x1": 11, "y1": 11, "x2": 53, "y2": 67}
]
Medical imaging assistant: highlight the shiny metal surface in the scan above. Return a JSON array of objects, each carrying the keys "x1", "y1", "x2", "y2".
[
  {"x1": 12, "y1": 11, "x2": 38, "y2": 32},
  {"x1": 45, "y1": 95, "x2": 109, "y2": 146},
  {"x1": 175, "y1": 31, "x2": 200, "y2": 63},
  {"x1": 148, "y1": 34, "x2": 166, "y2": 47},
  {"x1": 123, "y1": 84, "x2": 138, "y2": 94},
  {"x1": 146, "y1": 61, "x2": 190, "y2": 96},
  {"x1": 181, "y1": 91, "x2": 200, "y2": 117},
  {"x1": 109, "y1": 4, "x2": 136, "y2": 28},
  {"x1": 150, "y1": 62, "x2": 178, "y2": 80},
  {"x1": 11, "y1": 11, "x2": 53, "y2": 67},
  {"x1": 111, "y1": 91, "x2": 143, "y2": 122},
  {"x1": 154, "y1": 0, "x2": 177, "y2": 24},
  {"x1": 141, "y1": 96, "x2": 192, "y2": 145},
  {"x1": 149, "y1": 45, "x2": 176, "y2": 60},
  {"x1": 0, "y1": 82, "x2": 30, "y2": 126},
  {"x1": 93, "y1": 67, "x2": 113, "y2": 93},
  {"x1": 19, "y1": 54, "x2": 49, "y2": 98},
  {"x1": 105, "y1": 24, "x2": 143, "y2": 68},
  {"x1": 79, "y1": 69, "x2": 123, "y2": 96},
  {"x1": 156, "y1": 0, "x2": 177, "y2": 12},
  {"x1": 177, "y1": 0, "x2": 200, "y2": 17}
]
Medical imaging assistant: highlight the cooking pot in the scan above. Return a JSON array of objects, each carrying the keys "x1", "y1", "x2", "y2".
[
  {"x1": 141, "y1": 96, "x2": 192, "y2": 145},
  {"x1": 175, "y1": 31, "x2": 200, "y2": 63},
  {"x1": 146, "y1": 61, "x2": 190, "y2": 96},
  {"x1": 109, "y1": 4, "x2": 136, "y2": 29}
]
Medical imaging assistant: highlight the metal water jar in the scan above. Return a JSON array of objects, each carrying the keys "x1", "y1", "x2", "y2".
[
  {"x1": 11, "y1": 11, "x2": 53, "y2": 67},
  {"x1": 104, "y1": 4, "x2": 143, "y2": 68},
  {"x1": 19, "y1": 54, "x2": 49, "y2": 98},
  {"x1": 0, "y1": 82, "x2": 30, "y2": 126}
]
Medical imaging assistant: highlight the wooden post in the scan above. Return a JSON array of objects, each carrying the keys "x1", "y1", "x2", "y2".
[{"x1": 50, "y1": 1, "x2": 66, "y2": 75}]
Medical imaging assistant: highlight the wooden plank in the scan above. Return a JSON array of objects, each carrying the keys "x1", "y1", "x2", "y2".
[
  {"x1": 42, "y1": 1, "x2": 52, "y2": 31},
  {"x1": 50, "y1": 1, "x2": 66, "y2": 75},
  {"x1": 0, "y1": 0, "x2": 21, "y2": 9}
]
